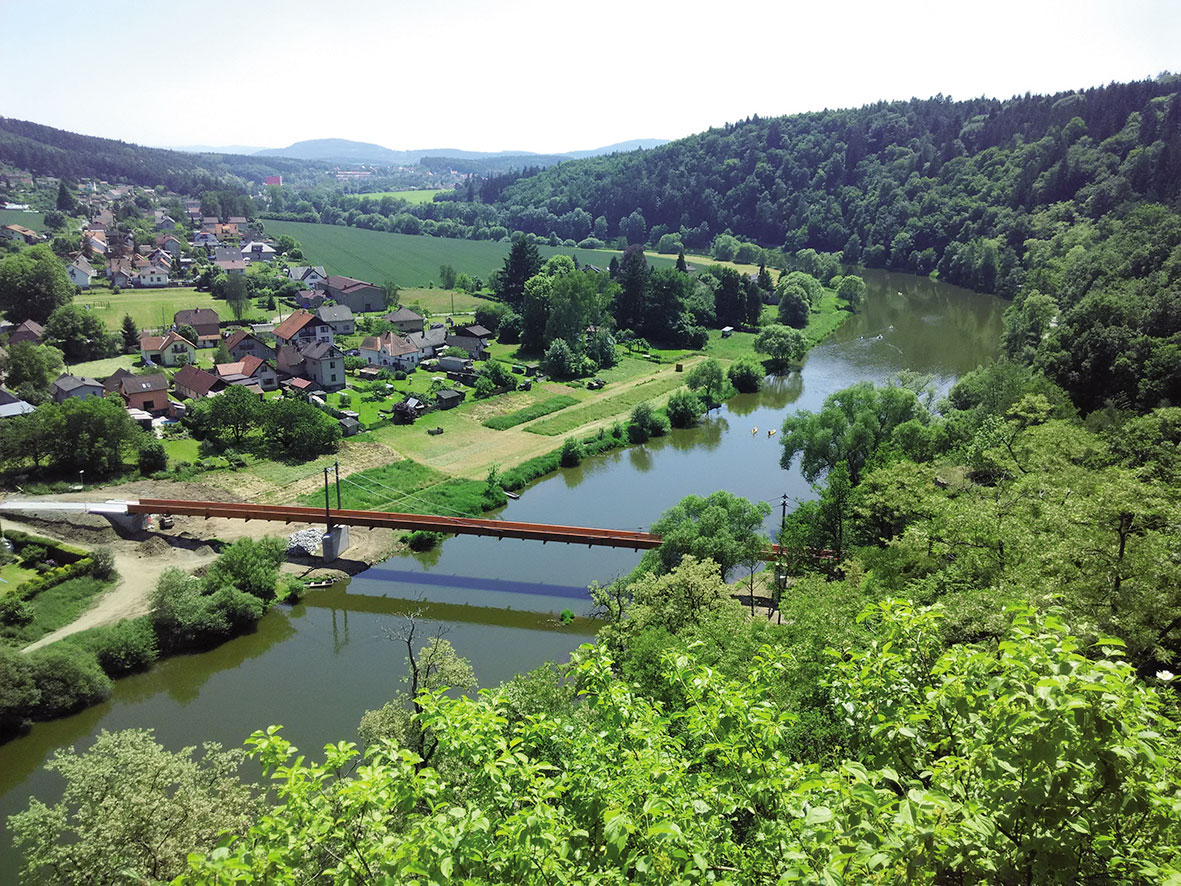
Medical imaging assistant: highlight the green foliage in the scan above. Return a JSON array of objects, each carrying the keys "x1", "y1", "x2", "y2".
[
  {"x1": 726, "y1": 355, "x2": 764, "y2": 392},
  {"x1": 0, "y1": 645, "x2": 39, "y2": 735},
  {"x1": 203, "y1": 536, "x2": 286, "y2": 599},
  {"x1": 136, "y1": 436, "x2": 168, "y2": 475},
  {"x1": 150, "y1": 566, "x2": 266, "y2": 653},
  {"x1": 43, "y1": 304, "x2": 119, "y2": 362},
  {"x1": 0, "y1": 244, "x2": 74, "y2": 323},
  {"x1": 0, "y1": 340, "x2": 64, "y2": 404},
  {"x1": 558, "y1": 436, "x2": 583, "y2": 467},
  {"x1": 540, "y1": 337, "x2": 577, "y2": 378},
  {"x1": 626, "y1": 401, "x2": 669, "y2": 443},
  {"x1": 685, "y1": 357, "x2": 732, "y2": 406},
  {"x1": 643, "y1": 491, "x2": 771, "y2": 580},
  {"x1": 82, "y1": 617, "x2": 160, "y2": 676},
  {"x1": 406, "y1": 530, "x2": 441, "y2": 552},
  {"x1": 11, "y1": 728, "x2": 260, "y2": 886},
  {"x1": 24, "y1": 645, "x2": 112, "y2": 718},
  {"x1": 482, "y1": 395, "x2": 578, "y2": 430},
  {"x1": 664, "y1": 388, "x2": 704, "y2": 428},
  {"x1": 835, "y1": 273, "x2": 866, "y2": 308}
]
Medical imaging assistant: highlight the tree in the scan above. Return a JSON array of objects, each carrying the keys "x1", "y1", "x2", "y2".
[
  {"x1": 558, "y1": 437, "x2": 583, "y2": 467},
  {"x1": 519, "y1": 273, "x2": 552, "y2": 352},
  {"x1": 438, "y1": 264, "x2": 457, "y2": 289},
  {"x1": 120, "y1": 314, "x2": 139, "y2": 353},
  {"x1": 585, "y1": 328, "x2": 617, "y2": 369},
  {"x1": 643, "y1": 491, "x2": 771, "y2": 580},
  {"x1": 0, "y1": 646, "x2": 38, "y2": 736},
  {"x1": 10, "y1": 728, "x2": 260, "y2": 885},
  {"x1": 219, "y1": 273, "x2": 250, "y2": 322},
  {"x1": 626, "y1": 401, "x2": 669, "y2": 443},
  {"x1": 546, "y1": 269, "x2": 605, "y2": 347},
  {"x1": 263, "y1": 398, "x2": 340, "y2": 457},
  {"x1": 540, "y1": 337, "x2": 576, "y2": 378},
  {"x1": 727, "y1": 356, "x2": 764, "y2": 392},
  {"x1": 212, "y1": 340, "x2": 231, "y2": 365},
  {"x1": 614, "y1": 245, "x2": 649, "y2": 331},
  {"x1": 186, "y1": 384, "x2": 261, "y2": 448},
  {"x1": 779, "y1": 381, "x2": 928, "y2": 484},
  {"x1": 55, "y1": 395, "x2": 138, "y2": 474},
  {"x1": 665, "y1": 388, "x2": 705, "y2": 428},
  {"x1": 381, "y1": 279, "x2": 400, "y2": 309},
  {"x1": 686, "y1": 358, "x2": 730, "y2": 407},
  {"x1": 175, "y1": 324, "x2": 200, "y2": 348},
  {"x1": 203, "y1": 537, "x2": 286, "y2": 599},
  {"x1": 43, "y1": 304, "x2": 118, "y2": 362},
  {"x1": 55, "y1": 179, "x2": 76, "y2": 213},
  {"x1": 777, "y1": 280, "x2": 810, "y2": 327},
  {"x1": 0, "y1": 244, "x2": 75, "y2": 323},
  {"x1": 495, "y1": 235, "x2": 541, "y2": 309},
  {"x1": 0, "y1": 341, "x2": 64, "y2": 403},
  {"x1": 137, "y1": 436, "x2": 167, "y2": 475},
  {"x1": 675, "y1": 248, "x2": 688, "y2": 272},
  {"x1": 754, "y1": 324, "x2": 807, "y2": 370},
  {"x1": 836, "y1": 274, "x2": 866, "y2": 309}
]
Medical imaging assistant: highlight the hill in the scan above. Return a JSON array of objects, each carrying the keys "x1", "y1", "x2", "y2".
[
  {"x1": 262, "y1": 220, "x2": 675, "y2": 287},
  {"x1": 255, "y1": 137, "x2": 669, "y2": 166},
  {"x1": 0, "y1": 118, "x2": 324, "y2": 191}
]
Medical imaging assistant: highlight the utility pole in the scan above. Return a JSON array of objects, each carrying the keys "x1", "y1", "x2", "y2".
[
  {"x1": 776, "y1": 493, "x2": 789, "y2": 625},
  {"x1": 334, "y1": 461, "x2": 341, "y2": 509},
  {"x1": 323, "y1": 466, "x2": 332, "y2": 529}
]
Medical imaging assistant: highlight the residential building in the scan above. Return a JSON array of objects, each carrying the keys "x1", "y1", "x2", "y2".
[
  {"x1": 51, "y1": 374, "x2": 104, "y2": 402},
  {"x1": 240, "y1": 241, "x2": 276, "y2": 262},
  {"x1": 277, "y1": 342, "x2": 345, "y2": 391},
  {"x1": 383, "y1": 306, "x2": 425, "y2": 333},
  {"x1": 155, "y1": 214, "x2": 178, "y2": 231},
  {"x1": 272, "y1": 309, "x2": 334, "y2": 347},
  {"x1": 224, "y1": 330, "x2": 276, "y2": 362},
  {"x1": 316, "y1": 304, "x2": 355, "y2": 335},
  {"x1": 66, "y1": 256, "x2": 95, "y2": 288},
  {"x1": 173, "y1": 307, "x2": 221, "y2": 347},
  {"x1": 213, "y1": 259, "x2": 247, "y2": 275},
  {"x1": 192, "y1": 231, "x2": 221, "y2": 248},
  {"x1": 107, "y1": 259, "x2": 133, "y2": 288},
  {"x1": 288, "y1": 265, "x2": 326, "y2": 288},
  {"x1": 407, "y1": 324, "x2": 448, "y2": 358},
  {"x1": 139, "y1": 330, "x2": 196, "y2": 366},
  {"x1": 1, "y1": 224, "x2": 42, "y2": 245},
  {"x1": 173, "y1": 365, "x2": 226, "y2": 401},
  {"x1": 159, "y1": 235, "x2": 183, "y2": 255},
  {"x1": 117, "y1": 373, "x2": 169, "y2": 414},
  {"x1": 359, "y1": 331, "x2": 421, "y2": 370},
  {"x1": 0, "y1": 387, "x2": 35, "y2": 419},
  {"x1": 215, "y1": 355, "x2": 278, "y2": 391},
  {"x1": 133, "y1": 267, "x2": 170, "y2": 288},
  {"x1": 445, "y1": 324, "x2": 492, "y2": 359},
  {"x1": 8, "y1": 319, "x2": 45, "y2": 345},
  {"x1": 320, "y1": 275, "x2": 385, "y2": 313}
]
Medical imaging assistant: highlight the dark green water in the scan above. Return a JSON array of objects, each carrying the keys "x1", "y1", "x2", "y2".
[{"x1": 0, "y1": 270, "x2": 1005, "y2": 877}]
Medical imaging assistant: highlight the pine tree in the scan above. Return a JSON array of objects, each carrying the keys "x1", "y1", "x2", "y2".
[
  {"x1": 120, "y1": 314, "x2": 139, "y2": 353},
  {"x1": 56, "y1": 179, "x2": 76, "y2": 213},
  {"x1": 676, "y1": 249, "x2": 688, "y2": 273}
]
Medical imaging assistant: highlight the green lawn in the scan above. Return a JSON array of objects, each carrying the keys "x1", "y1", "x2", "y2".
[
  {"x1": 526, "y1": 374, "x2": 688, "y2": 436},
  {"x1": 0, "y1": 576, "x2": 112, "y2": 646},
  {"x1": 263, "y1": 221, "x2": 676, "y2": 289},
  {"x1": 161, "y1": 436, "x2": 202, "y2": 462},
  {"x1": 354, "y1": 189, "x2": 449, "y2": 204},
  {"x1": 483, "y1": 395, "x2": 579, "y2": 430},
  {"x1": 65, "y1": 353, "x2": 138, "y2": 378},
  {"x1": 0, "y1": 561, "x2": 39, "y2": 592},
  {"x1": 74, "y1": 287, "x2": 266, "y2": 332},
  {"x1": 398, "y1": 287, "x2": 487, "y2": 317},
  {"x1": 0, "y1": 208, "x2": 47, "y2": 231}
]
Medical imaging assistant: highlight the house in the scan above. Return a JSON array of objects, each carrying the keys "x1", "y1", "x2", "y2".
[
  {"x1": 316, "y1": 304, "x2": 355, "y2": 335},
  {"x1": 1, "y1": 224, "x2": 42, "y2": 245},
  {"x1": 213, "y1": 259, "x2": 247, "y2": 275},
  {"x1": 435, "y1": 389, "x2": 466, "y2": 409},
  {"x1": 438, "y1": 354, "x2": 474, "y2": 373},
  {"x1": 173, "y1": 308, "x2": 221, "y2": 347},
  {"x1": 272, "y1": 309, "x2": 334, "y2": 347},
  {"x1": 240, "y1": 241, "x2": 276, "y2": 262},
  {"x1": 51, "y1": 374, "x2": 104, "y2": 402},
  {"x1": 338, "y1": 416, "x2": 360, "y2": 437},
  {"x1": 287, "y1": 265, "x2": 326, "y2": 288},
  {"x1": 155, "y1": 214, "x2": 178, "y2": 231},
  {"x1": 200, "y1": 217, "x2": 219, "y2": 230},
  {"x1": 107, "y1": 259, "x2": 133, "y2": 288},
  {"x1": 173, "y1": 365, "x2": 226, "y2": 401},
  {"x1": 192, "y1": 232, "x2": 221, "y2": 248},
  {"x1": 66, "y1": 256, "x2": 95, "y2": 288},
  {"x1": 215, "y1": 223, "x2": 240, "y2": 240},
  {"x1": 85, "y1": 231, "x2": 108, "y2": 254},
  {"x1": 227, "y1": 216, "x2": 248, "y2": 228},
  {"x1": 407, "y1": 324, "x2": 448, "y2": 358},
  {"x1": 160, "y1": 234, "x2": 183, "y2": 255},
  {"x1": 102, "y1": 367, "x2": 135, "y2": 393},
  {"x1": 383, "y1": 306, "x2": 425, "y2": 333},
  {"x1": 8, "y1": 319, "x2": 45, "y2": 345},
  {"x1": 294, "y1": 289, "x2": 325, "y2": 310},
  {"x1": 0, "y1": 387, "x2": 35, "y2": 419},
  {"x1": 445, "y1": 324, "x2": 492, "y2": 359},
  {"x1": 117, "y1": 373, "x2": 169, "y2": 414},
  {"x1": 277, "y1": 341, "x2": 345, "y2": 391},
  {"x1": 321, "y1": 275, "x2": 385, "y2": 312},
  {"x1": 215, "y1": 355, "x2": 278, "y2": 391},
  {"x1": 139, "y1": 330, "x2": 196, "y2": 366},
  {"x1": 359, "y1": 331, "x2": 421, "y2": 370},
  {"x1": 224, "y1": 330, "x2": 276, "y2": 361},
  {"x1": 133, "y1": 267, "x2": 170, "y2": 288}
]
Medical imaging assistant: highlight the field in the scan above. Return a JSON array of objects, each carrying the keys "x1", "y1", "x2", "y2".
[
  {"x1": 0, "y1": 208, "x2": 47, "y2": 231},
  {"x1": 396, "y1": 287, "x2": 487, "y2": 317},
  {"x1": 263, "y1": 221, "x2": 676, "y2": 288},
  {"x1": 74, "y1": 287, "x2": 266, "y2": 332},
  {"x1": 354, "y1": 189, "x2": 448, "y2": 204}
]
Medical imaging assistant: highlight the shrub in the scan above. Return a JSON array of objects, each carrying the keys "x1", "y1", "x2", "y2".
[
  {"x1": 406, "y1": 531, "x2": 441, "y2": 552},
  {"x1": 150, "y1": 568, "x2": 264, "y2": 653},
  {"x1": 558, "y1": 437, "x2": 584, "y2": 467},
  {"x1": 0, "y1": 646, "x2": 39, "y2": 735},
  {"x1": 627, "y1": 402, "x2": 669, "y2": 443},
  {"x1": 0, "y1": 595, "x2": 33, "y2": 627},
  {"x1": 560, "y1": 609, "x2": 576, "y2": 625},
  {"x1": 90, "y1": 545, "x2": 115, "y2": 580},
  {"x1": 278, "y1": 575, "x2": 305, "y2": 604},
  {"x1": 138, "y1": 437, "x2": 168, "y2": 474},
  {"x1": 203, "y1": 537, "x2": 286, "y2": 599},
  {"x1": 666, "y1": 389, "x2": 705, "y2": 428},
  {"x1": 20, "y1": 544, "x2": 48, "y2": 567},
  {"x1": 25, "y1": 646, "x2": 112, "y2": 718},
  {"x1": 728, "y1": 356, "x2": 765, "y2": 393},
  {"x1": 86, "y1": 617, "x2": 159, "y2": 676}
]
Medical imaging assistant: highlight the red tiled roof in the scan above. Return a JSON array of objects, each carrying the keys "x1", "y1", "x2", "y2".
[{"x1": 272, "y1": 309, "x2": 316, "y2": 341}]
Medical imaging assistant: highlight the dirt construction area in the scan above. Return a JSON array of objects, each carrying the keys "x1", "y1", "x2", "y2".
[{"x1": 4, "y1": 479, "x2": 399, "y2": 650}]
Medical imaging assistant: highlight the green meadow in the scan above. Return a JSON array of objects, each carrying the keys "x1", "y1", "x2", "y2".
[
  {"x1": 74, "y1": 287, "x2": 266, "y2": 332},
  {"x1": 262, "y1": 220, "x2": 676, "y2": 288},
  {"x1": 354, "y1": 189, "x2": 448, "y2": 204},
  {"x1": 0, "y1": 209, "x2": 47, "y2": 231}
]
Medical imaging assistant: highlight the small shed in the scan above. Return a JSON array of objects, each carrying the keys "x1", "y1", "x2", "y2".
[
  {"x1": 338, "y1": 416, "x2": 361, "y2": 437},
  {"x1": 436, "y1": 389, "x2": 465, "y2": 410}
]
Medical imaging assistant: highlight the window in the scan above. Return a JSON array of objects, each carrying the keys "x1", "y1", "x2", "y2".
[
  {"x1": 329, "y1": 361, "x2": 336, "y2": 368},
  {"x1": 331, "y1": 374, "x2": 337, "y2": 382},
  {"x1": 143, "y1": 399, "x2": 155, "y2": 409}
]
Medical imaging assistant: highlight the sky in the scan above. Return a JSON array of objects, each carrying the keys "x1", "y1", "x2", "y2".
[{"x1": 1, "y1": 0, "x2": 1177, "y2": 154}]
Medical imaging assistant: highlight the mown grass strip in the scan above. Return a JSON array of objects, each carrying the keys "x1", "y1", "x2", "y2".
[
  {"x1": 295, "y1": 458, "x2": 496, "y2": 516},
  {"x1": 483, "y1": 396, "x2": 579, "y2": 430},
  {"x1": 525, "y1": 375, "x2": 685, "y2": 436}
]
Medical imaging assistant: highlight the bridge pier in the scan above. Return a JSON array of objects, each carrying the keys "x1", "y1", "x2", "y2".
[{"x1": 322, "y1": 525, "x2": 350, "y2": 561}]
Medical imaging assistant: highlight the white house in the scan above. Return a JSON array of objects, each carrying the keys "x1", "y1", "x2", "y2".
[
  {"x1": 66, "y1": 256, "x2": 95, "y2": 288},
  {"x1": 359, "y1": 331, "x2": 422, "y2": 370}
]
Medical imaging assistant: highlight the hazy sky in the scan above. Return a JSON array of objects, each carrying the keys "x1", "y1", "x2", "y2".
[{"x1": 2, "y1": 0, "x2": 1176, "y2": 153}]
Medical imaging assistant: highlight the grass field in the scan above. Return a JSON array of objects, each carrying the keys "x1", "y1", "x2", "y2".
[
  {"x1": 0, "y1": 208, "x2": 47, "y2": 232},
  {"x1": 0, "y1": 576, "x2": 112, "y2": 646},
  {"x1": 263, "y1": 221, "x2": 677, "y2": 288},
  {"x1": 482, "y1": 395, "x2": 579, "y2": 430},
  {"x1": 526, "y1": 374, "x2": 688, "y2": 436},
  {"x1": 74, "y1": 287, "x2": 266, "y2": 332},
  {"x1": 397, "y1": 287, "x2": 487, "y2": 316},
  {"x1": 354, "y1": 189, "x2": 448, "y2": 204}
]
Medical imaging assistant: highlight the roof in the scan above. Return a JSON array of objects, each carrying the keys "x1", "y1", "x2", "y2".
[
  {"x1": 408, "y1": 327, "x2": 448, "y2": 350},
  {"x1": 53, "y1": 374, "x2": 102, "y2": 393},
  {"x1": 215, "y1": 355, "x2": 269, "y2": 378},
  {"x1": 103, "y1": 367, "x2": 134, "y2": 391},
  {"x1": 224, "y1": 329, "x2": 261, "y2": 350},
  {"x1": 0, "y1": 387, "x2": 35, "y2": 418},
  {"x1": 299, "y1": 340, "x2": 343, "y2": 361},
  {"x1": 119, "y1": 373, "x2": 168, "y2": 395},
  {"x1": 175, "y1": 307, "x2": 220, "y2": 328},
  {"x1": 13, "y1": 319, "x2": 45, "y2": 336},
  {"x1": 384, "y1": 306, "x2": 423, "y2": 324},
  {"x1": 173, "y1": 365, "x2": 223, "y2": 397},
  {"x1": 316, "y1": 304, "x2": 354, "y2": 323},
  {"x1": 437, "y1": 389, "x2": 464, "y2": 401},
  {"x1": 139, "y1": 330, "x2": 195, "y2": 352},
  {"x1": 272, "y1": 309, "x2": 317, "y2": 341},
  {"x1": 361, "y1": 331, "x2": 418, "y2": 358},
  {"x1": 288, "y1": 266, "x2": 326, "y2": 282},
  {"x1": 324, "y1": 274, "x2": 378, "y2": 293},
  {"x1": 456, "y1": 324, "x2": 492, "y2": 338},
  {"x1": 213, "y1": 259, "x2": 247, "y2": 272},
  {"x1": 285, "y1": 377, "x2": 314, "y2": 390},
  {"x1": 227, "y1": 216, "x2": 247, "y2": 224}
]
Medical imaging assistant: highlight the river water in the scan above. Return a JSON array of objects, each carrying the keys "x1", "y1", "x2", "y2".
[{"x1": 0, "y1": 270, "x2": 1005, "y2": 875}]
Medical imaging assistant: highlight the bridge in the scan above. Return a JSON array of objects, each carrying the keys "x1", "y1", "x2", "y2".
[{"x1": 0, "y1": 497, "x2": 793, "y2": 560}]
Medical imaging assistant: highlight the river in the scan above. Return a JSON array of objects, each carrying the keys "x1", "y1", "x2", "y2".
[{"x1": 0, "y1": 270, "x2": 1005, "y2": 876}]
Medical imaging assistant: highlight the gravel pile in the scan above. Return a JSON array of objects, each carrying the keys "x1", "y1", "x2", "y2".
[{"x1": 287, "y1": 528, "x2": 322, "y2": 557}]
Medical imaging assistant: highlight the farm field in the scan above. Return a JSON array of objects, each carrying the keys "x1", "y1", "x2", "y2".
[
  {"x1": 396, "y1": 287, "x2": 487, "y2": 317},
  {"x1": 74, "y1": 287, "x2": 266, "y2": 332},
  {"x1": 354, "y1": 189, "x2": 448, "y2": 204},
  {"x1": 0, "y1": 208, "x2": 47, "y2": 231},
  {"x1": 262, "y1": 221, "x2": 677, "y2": 288}
]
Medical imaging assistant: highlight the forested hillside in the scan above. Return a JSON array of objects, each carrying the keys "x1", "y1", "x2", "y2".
[{"x1": 0, "y1": 118, "x2": 323, "y2": 191}]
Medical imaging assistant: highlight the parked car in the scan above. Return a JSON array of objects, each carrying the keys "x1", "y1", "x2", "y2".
[{"x1": 587, "y1": 378, "x2": 606, "y2": 390}]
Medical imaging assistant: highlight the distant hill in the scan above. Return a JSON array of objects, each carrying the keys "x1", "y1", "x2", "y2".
[
  {"x1": 253, "y1": 137, "x2": 669, "y2": 166},
  {"x1": 166, "y1": 144, "x2": 270, "y2": 155}
]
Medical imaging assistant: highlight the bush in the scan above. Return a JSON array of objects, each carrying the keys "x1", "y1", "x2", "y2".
[
  {"x1": 666, "y1": 389, "x2": 705, "y2": 428},
  {"x1": 137, "y1": 437, "x2": 168, "y2": 474},
  {"x1": 20, "y1": 544, "x2": 48, "y2": 567},
  {"x1": 203, "y1": 537, "x2": 286, "y2": 599},
  {"x1": 728, "y1": 356, "x2": 765, "y2": 393},
  {"x1": 25, "y1": 647, "x2": 112, "y2": 718},
  {"x1": 150, "y1": 567, "x2": 265, "y2": 653},
  {"x1": 627, "y1": 402, "x2": 670, "y2": 443},
  {"x1": 541, "y1": 339, "x2": 577, "y2": 379},
  {"x1": 85, "y1": 617, "x2": 159, "y2": 676},
  {"x1": 90, "y1": 545, "x2": 115, "y2": 580},
  {"x1": 406, "y1": 531, "x2": 441, "y2": 552},
  {"x1": 0, "y1": 595, "x2": 33, "y2": 627},
  {"x1": 559, "y1": 437, "x2": 584, "y2": 467}
]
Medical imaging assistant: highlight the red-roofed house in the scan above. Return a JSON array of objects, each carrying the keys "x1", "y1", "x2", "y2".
[
  {"x1": 117, "y1": 373, "x2": 169, "y2": 414},
  {"x1": 272, "y1": 309, "x2": 333, "y2": 347},
  {"x1": 173, "y1": 365, "x2": 226, "y2": 401},
  {"x1": 215, "y1": 355, "x2": 278, "y2": 391},
  {"x1": 359, "y1": 331, "x2": 422, "y2": 370},
  {"x1": 224, "y1": 330, "x2": 276, "y2": 362}
]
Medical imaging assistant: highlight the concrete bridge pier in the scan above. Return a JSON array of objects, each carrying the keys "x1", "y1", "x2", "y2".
[{"x1": 322, "y1": 525, "x2": 350, "y2": 561}]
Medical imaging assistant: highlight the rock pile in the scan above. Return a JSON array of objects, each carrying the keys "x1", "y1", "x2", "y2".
[{"x1": 287, "y1": 528, "x2": 322, "y2": 557}]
